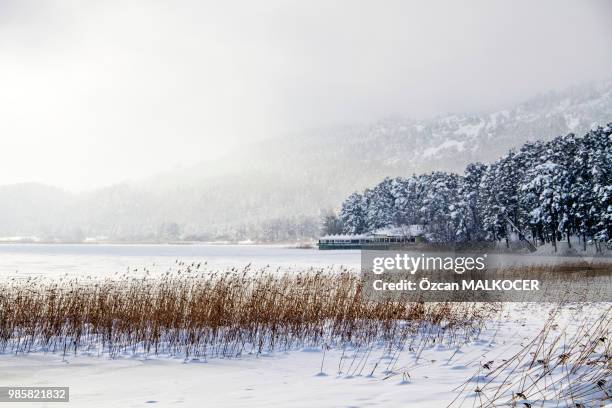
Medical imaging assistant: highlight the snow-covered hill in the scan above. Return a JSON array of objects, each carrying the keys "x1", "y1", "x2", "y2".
[{"x1": 1, "y1": 81, "x2": 611, "y2": 241}]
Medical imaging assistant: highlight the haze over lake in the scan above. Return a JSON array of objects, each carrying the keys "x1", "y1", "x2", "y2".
[
  {"x1": 0, "y1": 244, "x2": 361, "y2": 277},
  {"x1": 1, "y1": 244, "x2": 606, "y2": 279}
]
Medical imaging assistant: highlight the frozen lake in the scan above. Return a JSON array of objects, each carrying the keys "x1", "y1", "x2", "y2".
[
  {"x1": 0, "y1": 243, "x2": 607, "y2": 279},
  {"x1": 0, "y1": 244, "x2": 361, "y2": 278}
]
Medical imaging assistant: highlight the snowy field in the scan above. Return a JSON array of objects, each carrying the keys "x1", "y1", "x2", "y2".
[
  {"x1": 0, "y1": 244, "x2": 610, "y2": 407},
  {"x1": 0, "y1": 303, "x2": 609, "y2": 407}
]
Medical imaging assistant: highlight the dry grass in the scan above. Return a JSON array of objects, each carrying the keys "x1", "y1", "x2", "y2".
[
  {"x1": 0, "y1": 265, "x2": 491, "y2": 358},
  {"x1": 450, "y1": 306, "x2": 611, "y2": 408}
]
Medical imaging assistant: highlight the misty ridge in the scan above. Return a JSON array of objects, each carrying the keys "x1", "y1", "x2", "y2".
[{"x1": 1, "y1": 80, "x2": 611, "y2": 243}]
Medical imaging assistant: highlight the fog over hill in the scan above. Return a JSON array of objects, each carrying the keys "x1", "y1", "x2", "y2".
[{"x1": 1, "y1": 81, "x2": 611, "y2": 242}]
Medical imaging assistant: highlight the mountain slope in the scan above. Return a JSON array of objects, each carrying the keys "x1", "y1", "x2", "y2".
[{"x1": 1, "y1": 81, "x2": 611, "y2": 241}]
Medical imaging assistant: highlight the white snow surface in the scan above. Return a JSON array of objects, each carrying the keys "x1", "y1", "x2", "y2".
[
  {"x1": 0, "y1": 245, "x2": 609, "y2": 407},
  {"x1": 0, "y1": 303, "x2": 607, "y2": 407}
]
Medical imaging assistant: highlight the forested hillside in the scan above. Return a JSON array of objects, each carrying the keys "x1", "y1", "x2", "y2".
[
  {"x1": 1, "y1": 82, "x2": 611, "y2": 242},
  {"x1": 338, "y1": 125, "x2": 612, "y2": 251}
]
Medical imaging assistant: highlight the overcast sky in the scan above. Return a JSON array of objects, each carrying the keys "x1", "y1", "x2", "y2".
[{"x1": 1, "y1": 0, "x2": 611, "y2": 191}]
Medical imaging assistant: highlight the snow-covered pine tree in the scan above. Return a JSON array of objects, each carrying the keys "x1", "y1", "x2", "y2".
[
  {"x1": 390, "y1": 176, "x2": 422, "y2": 226},
  {"x1": 585, "y1": 125, "x2": 612, "y2": 247},
  {"x1": 572, "y1": 132, "x2": 597, "y2": 249},
  {"x1": 480, "y1": 163, "x2": 507, "y2": 243},
  {"x1": 462, "y1": 162, "x2": 487, "y2": 241},
  {"x1": 418, "y1": 172, "x2": 466, "y2": 242},
  {"x1": 339, "y1": 192, "x2": 367, "y2": 234},
  {"x1": 520, "y1": 158, "x2": 567, "y2": 252},
  {"x1": 336, "y1": 125, "x2": 611, "y2": 251},
  {"x1": 547, "y1": 132, "x2": 580, "y2": 248},
  {"x1": 494, "y1": 151, "x2": 526, "y2": 248},
  {"x1": 364, "y1": 178, "x2": 396, "y2": 231},
  {"x1": 516, "y1": 140, "x2": 547, "y2": 244}
]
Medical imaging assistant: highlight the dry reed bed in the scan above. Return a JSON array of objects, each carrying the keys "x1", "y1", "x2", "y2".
[
  {"x1": 0, "y1": 266, "x2": 491, "y2": 358},
  {"x1": 450, "y1": 306, "x2": 611, "y2": 408}
]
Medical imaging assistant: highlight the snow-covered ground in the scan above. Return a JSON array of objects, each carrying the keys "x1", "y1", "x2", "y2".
[
  {"x1": 0, "y1": 245, "x2": 609, "y2": 407},
  {"x1": 0, "y1": 303, "x2": 609, "y2": 407}
]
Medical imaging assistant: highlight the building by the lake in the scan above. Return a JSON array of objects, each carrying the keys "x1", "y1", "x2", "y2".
[{"x1": 318, "y1": 225, "x2": 426, "y2": 250}]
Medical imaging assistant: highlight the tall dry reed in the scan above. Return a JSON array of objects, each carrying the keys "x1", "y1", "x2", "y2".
[{"x1": 0, "y1": 265, "x2": 490, "y2": 358}]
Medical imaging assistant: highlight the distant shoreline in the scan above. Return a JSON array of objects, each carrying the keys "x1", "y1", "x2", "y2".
[
  {"x1": 0, "y1": 241, "x2": 609, "y2": 259},
  {"x1": 0, "y1": 240, "x2": 315, "y2": 248}
]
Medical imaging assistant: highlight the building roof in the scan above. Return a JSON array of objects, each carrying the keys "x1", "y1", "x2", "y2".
[
  {"x1": 319, "y1": 225, "x2": 424, "y2": 240},
  {"x1": 318, "y1": 233, "x2": 370, "y2": 240}
]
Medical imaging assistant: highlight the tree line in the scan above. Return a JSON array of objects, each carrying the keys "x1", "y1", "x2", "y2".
[{"x1": 334, "y1": 124, "x2": 611, "y2": 251}]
